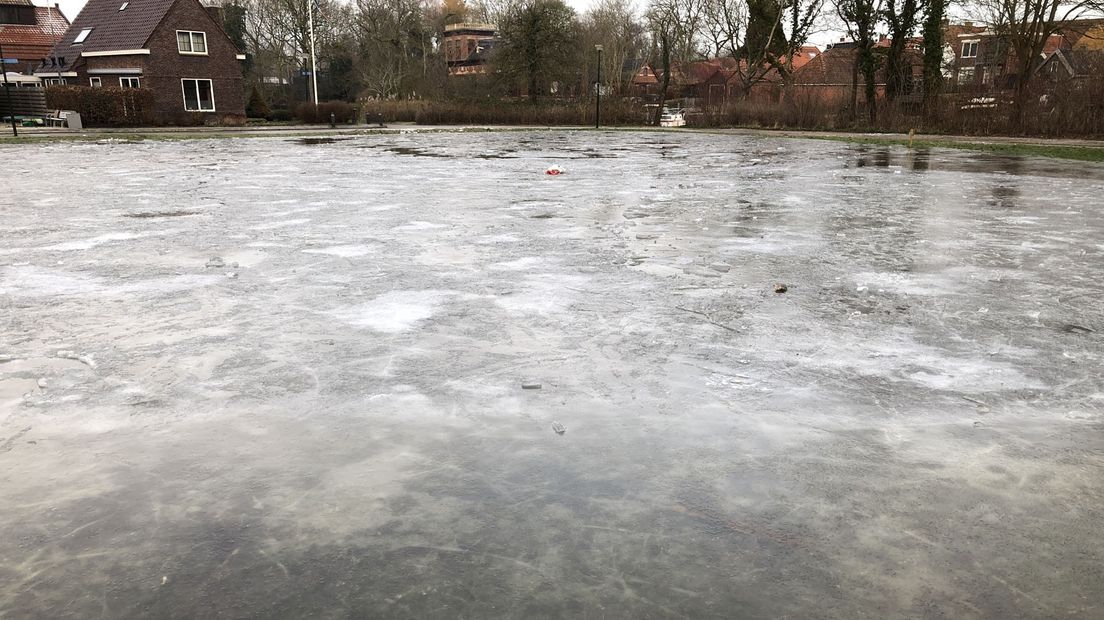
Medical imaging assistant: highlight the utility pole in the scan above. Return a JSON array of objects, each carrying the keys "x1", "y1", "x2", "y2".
[
  {"x1": 0, "y1": 37, "x2": 17, "y2": 137},
  {"x1": 307, "y1": 0, "x2": 319, "y2": 105},
  {"x1": 594, "y1": 45, "x2": 603, "y2": 129}
]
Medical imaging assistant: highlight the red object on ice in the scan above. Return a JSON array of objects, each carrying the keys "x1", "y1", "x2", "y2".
[{"x1": 545, "y1": 166, "x2": 564, "y2": 175}]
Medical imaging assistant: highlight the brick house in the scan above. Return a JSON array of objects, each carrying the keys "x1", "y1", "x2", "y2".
[
  {"x1": 0, "y1": 0, "x2": 69, "y2": 76},
  {"x1": 36, "y1": 0, "x2": 245, "y2": 122},
  {"x1": 950, "y1": 19, "x2": 1104, "y2": 91},
  {"x1": 443, "y1": 22, "x2": 497, "y2": 77}
]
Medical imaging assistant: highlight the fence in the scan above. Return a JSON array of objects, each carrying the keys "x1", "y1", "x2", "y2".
[{"x1": 0, "y1": 87, "x2": 48, "y2": 117}]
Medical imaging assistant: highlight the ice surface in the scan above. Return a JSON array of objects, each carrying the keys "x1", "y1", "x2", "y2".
[{"x1": 1, "y1": 131, "x2": 1103, "y2": 619}]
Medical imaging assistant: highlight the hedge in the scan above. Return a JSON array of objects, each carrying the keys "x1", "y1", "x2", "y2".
[
  {"x1": 294, "y1": 101, "x2": 357, "y2": 124},
  {"x1": 45, "y1": 86, "x2": 157, "y2": 127}
]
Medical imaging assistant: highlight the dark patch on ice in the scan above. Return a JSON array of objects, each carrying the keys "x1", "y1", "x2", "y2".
[
  {"x1": 293, "y1": 137, "x2": 350, "y2": 145},
  {"x1": 124, "y1": 210, "x2": 202, "y2": 219},
  {"x1": 530, "y1": 213, "x2": 556, "y2": 219},
  {"x1": 383, "y1": 146, "x2": 449, "y2": 158},
  {"x1": 1060, "y1": 324, "x2": 1095, "y2": 335}
]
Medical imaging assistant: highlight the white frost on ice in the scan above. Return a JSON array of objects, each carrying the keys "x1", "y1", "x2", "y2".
[
  {"x1": 329, "y1": 290, "x2": 452, "y2": 333},
  {"x1": 252, "y1": 218, "x2": 311, "y2": 230},
  {"x1": 490, "y1": 257, "x2": 545, "y2": 271},
  {"x1": 395, "y1": 221, "x2": 447, "y2": 231},
  {"x1": 302, "y1": 245, "x2": 375, "y2": 258},
  {"x1": 42, "y1": 231, "x2": 173, "y2": 252}
]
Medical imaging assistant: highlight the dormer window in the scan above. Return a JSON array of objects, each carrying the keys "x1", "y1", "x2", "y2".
[
  {"x1": 73, "y1": 28, "x2": 93, "y2": 44},
  {"x1": 176, "y1": 31, "x2": 208, "y2": 55}
]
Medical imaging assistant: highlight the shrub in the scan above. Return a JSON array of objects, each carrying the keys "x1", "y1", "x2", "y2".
[
  {"x1": 246, "y1": 84, "x2": 271, "y2": 119},
  {"x1": 295, "y1": 100, "x2": 357, "y2": 124},
  {"x1": 45, "y1": 86, "x2": 156, "y2": 127}
]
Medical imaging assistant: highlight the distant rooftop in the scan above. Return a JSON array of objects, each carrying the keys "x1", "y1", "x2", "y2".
[{"x1": 444, "y1": 22, "x2": 495, "y2": 33}]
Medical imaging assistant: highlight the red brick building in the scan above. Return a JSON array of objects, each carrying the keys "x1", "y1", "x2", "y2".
[
  {"x1": 443, "y1": 22, "x2": 497, "y2": 77},
  {"x1": 0, "y1": 0, "x2": 69, "y2": 75},
  {"x1": 37, "y1": 0, "x2": 245, "y2": 122}
]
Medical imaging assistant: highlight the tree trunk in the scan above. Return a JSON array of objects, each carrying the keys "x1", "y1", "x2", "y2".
[
  {"x1": 653, "y1": 29, "x2": 671, "y2": 127},
  {"x1": 921, "y1": 0, "x2": 946, "y2": 116},
  {"x1": 850, "y1": 55, "x2": 859, "y2": 122}
]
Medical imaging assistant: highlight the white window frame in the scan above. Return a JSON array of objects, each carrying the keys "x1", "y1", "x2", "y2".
[
  {"x1": 45, "y1": 78, "x2": 66, "y2": 86},
  {"x1": 176, "y1": 30, "x2": 208, "y2": 55},
  {"x1": 89, "y1": 77, "x2": 102, "y2": 87},
  {"x1": 119, "y1": 76, "x2": 141, "y2": 88},
  {"x1": 73, "y1": 28, "x2": 93, "y2": 44},
  {"x1": 961, "y1": 40, "x2": 979, "y2": 59},
  {"x1": 181, "y1": 78, "x2": 216, "y2": 112}
]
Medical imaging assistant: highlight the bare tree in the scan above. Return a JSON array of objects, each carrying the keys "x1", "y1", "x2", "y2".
[
  {"x1": 495, "y1": 0, "x2": 583, "y2": 97},
  {"x1": 837, "y1": 0, "x2": 883, "y2": 122},
  {"x1": 722, "y1": 0, "x2": 824, "y2": 100},
  {"x1": 920, "y1": 0, "x2": 947, "y2": 108},
  {"x1": 882, "y1": 0, "x2": 925, "y2": 101},
  {"x1": 701, "y1": 0, "x2": 746, "y2": 58},
  {"x1": 353, "y1": 0, "x2": 430, "y2": 98},
  {"x1": 583, "y1": 0, "x2": 646, "y2": 95},
  {"x1": 970, "y1": 0, "x2": 1104, "y2": 123}
]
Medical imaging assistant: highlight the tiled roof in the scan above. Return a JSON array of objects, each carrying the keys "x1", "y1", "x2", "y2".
[
  {"x1": 793, "y1": 47, "x2": 869, "y2": 85},
  {"x1": 791, "y1": 46, "x2": 820, "y2": 71},
  {"x1": 0, "y1": 6, "x2": 69, "y2": 62},
  {"x1": 48, "y1": 0, "x2": 176, "y2": 60}
]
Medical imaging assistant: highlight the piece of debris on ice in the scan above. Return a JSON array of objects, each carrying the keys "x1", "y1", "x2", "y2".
[
  {"x1": 774, "y1": 283, "x2": 788, "y2": 293},
  {"x1": 205, "y1": 257, "x2": 225, "y2": 268},
  {"x1": 522, "y1": 382, "x2": 542, "y2": 390},
  {"x1": 57, "y1": 350, "x2": 96, "y2": 368},
  {"x1": 551, "y1": 422, "x2": 566, "y2": 435},
  {"x1": 709, "y1": 262, "x2": 731, "y2": 273},
  {"x1": 545, "y1": 165, "x2": 565, "y2": 176}
]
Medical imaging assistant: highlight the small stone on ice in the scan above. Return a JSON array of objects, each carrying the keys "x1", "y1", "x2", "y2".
[
  {"x1": 774, "y1": 283, "x2": 788, "y2": 293},
  {"x1": 551, "y1": 422, "x2": 566, "y2": 435},
  {"x1": 709, "y1": 262, "x2": 731, "y2": 272},
  {"x1": 522, "y1": 383, "x2": 542, "y2": 390},
  {"x1": 37, "y1": 378, "x2": 47, "y2": 389},
  {"x1": 206, "y1": 257, "x2": 225, "y2": 268}
]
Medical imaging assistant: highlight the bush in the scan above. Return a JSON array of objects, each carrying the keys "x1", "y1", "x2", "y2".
[
  {"x1": 269, "y1": 108, "x2": 293, "y2": 122},
  {"x1": 294, "y1": 100, "x2": 357, "y2": 124},
  {"x1": 45, "y1": 86, "x2": 156, "y2": 127},
  {"x1": 246, "y1": 84, "x2": 271, "y2": 119}
]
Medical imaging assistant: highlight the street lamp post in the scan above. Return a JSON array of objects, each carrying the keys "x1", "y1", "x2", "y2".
[
  {"x1": 0, "y1": 35, "x2": 18, "y2": 137},
  {"x1": 594, "y1": 45, "x2": 603, "y2": 130}
]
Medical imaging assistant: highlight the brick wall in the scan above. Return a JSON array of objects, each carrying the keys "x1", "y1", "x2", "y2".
[{"x1": 145, "y1": 0, "x2": 244, "y2": 122}]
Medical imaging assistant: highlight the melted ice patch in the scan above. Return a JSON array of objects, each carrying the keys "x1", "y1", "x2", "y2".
[
  {"x1": 329, "y1": 290, "x2": 451, "y2": 333},
  {"x1": 302, "y1": 245, "x2": 375, "y2": 258}
]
